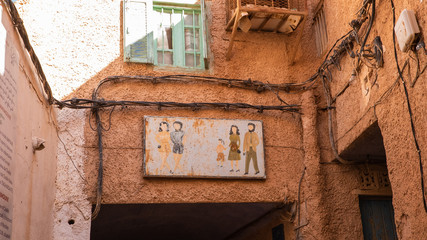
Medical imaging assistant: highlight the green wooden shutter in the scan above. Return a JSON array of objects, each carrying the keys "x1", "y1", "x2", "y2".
[{"x1": 124, "y1": 0, "x2": 153, "y2": 63}]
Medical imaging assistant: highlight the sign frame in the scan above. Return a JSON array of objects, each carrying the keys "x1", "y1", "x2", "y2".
[{"x1": 142, "y1": 116, "x2": 266, "y2": 180}]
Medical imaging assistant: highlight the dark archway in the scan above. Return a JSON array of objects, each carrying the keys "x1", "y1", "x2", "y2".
[{"x1": 90, "y1": 202, "x2": 281, "y2": 240}]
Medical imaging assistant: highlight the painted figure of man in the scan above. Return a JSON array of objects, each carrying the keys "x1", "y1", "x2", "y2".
[
  {"x1": 170, "y1": 121, "x2": 186, "y2": 172},
  {"x1": 243, "y1": 123, "x2": 260, "y2": 175}
]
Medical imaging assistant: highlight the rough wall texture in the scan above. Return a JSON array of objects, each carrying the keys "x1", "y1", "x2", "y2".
[
  {"x1": 320, "y1": 0, "x2": 427, "y2": 239},
  {"x1": 53, "y1": 109, "x2": 91, "y2": 240},
  {"x1": 15, "y1": 0, "x2": 427, "y2": 239},
  {"x1": 16, "y1": 0, "x2": 313, "y2": 238}
]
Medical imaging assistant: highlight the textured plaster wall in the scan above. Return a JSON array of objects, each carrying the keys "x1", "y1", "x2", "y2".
[
  {"x1": 84, "y1": 84, "x2": 304, "y2": 204},
  {"x1": 53, "y1": 109, "x2": 91, "y2": 240},
  {"x1": 15, "y1": 0, "x2": 427, "y2": 239},
  {"x1": 317, "y1": 0, "x2": 427, "y2": 239},
  {"x1": 15, "y1": 0, "x2": 318, "y2": 238},
  {"x1": 1, "y1": 3, "x2": 58, "y2": 240}
]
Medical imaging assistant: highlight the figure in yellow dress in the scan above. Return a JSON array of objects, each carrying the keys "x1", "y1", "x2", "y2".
[
  {"x1": 155, "y1": 121, "x2": 172, "y2": 173},
  {"x1": 227, "y1": 125, "x2": 241, "y2": 172}
]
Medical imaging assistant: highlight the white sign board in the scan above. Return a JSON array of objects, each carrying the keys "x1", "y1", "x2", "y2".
[
  {"x1": 0, "y1": 8, "x2": 15, "y2": 239},
  {"x1": 143, "y1": 116, "x2": 266, "y2": 179}
]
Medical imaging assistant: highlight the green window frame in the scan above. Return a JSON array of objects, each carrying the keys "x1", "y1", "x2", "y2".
[{"x1": 124, "y1": 0, "x2": 206, "y2": 70}]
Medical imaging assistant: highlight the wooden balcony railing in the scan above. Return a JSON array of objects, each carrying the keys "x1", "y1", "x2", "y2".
[{"x1": 225, "y1": 0, "x2": 308, "y2": 62}]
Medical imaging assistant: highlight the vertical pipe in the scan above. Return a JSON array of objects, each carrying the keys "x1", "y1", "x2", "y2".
[{"x1": 91, "y1": 110, "x2": 103, "y2": 220}]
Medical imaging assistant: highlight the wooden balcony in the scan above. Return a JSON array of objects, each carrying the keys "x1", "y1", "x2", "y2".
[{"x1": 225, "y1": 0, "x2": 307, "y2": 62}]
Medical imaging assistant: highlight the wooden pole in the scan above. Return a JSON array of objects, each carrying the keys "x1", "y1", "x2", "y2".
[{"x1": 226, "y1": 0, "x2": 241, "y2": 60}]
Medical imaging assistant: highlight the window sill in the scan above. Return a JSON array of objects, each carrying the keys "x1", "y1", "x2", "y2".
[{"x1": 153, "y1": 65, "x2": 208, "y2": 73}]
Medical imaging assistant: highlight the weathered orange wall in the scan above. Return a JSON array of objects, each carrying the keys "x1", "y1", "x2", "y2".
[
  {"x1": 15, "y1": 0, "x2": 427, "y2": 239},
  {"x1": 16, "y1": 0, "x2": 313, "y2": 238},
  {"x1": 314, "y1": 0, "x2": 427, "y2": 239}
]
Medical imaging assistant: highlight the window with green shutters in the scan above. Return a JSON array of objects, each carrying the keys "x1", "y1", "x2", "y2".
[{"x1": 124, "y1": 0, "x2": 206, "y2": 69}]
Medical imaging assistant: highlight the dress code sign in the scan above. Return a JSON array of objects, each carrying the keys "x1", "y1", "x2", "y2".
[
  {"x1": 0, "y1": 11, "x2": 16, "y2": 239},
  {"x1": 143, "y1": 116, "x2": 266, "y2": 179}
]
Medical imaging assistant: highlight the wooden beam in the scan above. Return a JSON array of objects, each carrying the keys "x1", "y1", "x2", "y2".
[
  {"x1": 313, "y1": 0, "x2": 325, "y2": 18},
  {"x1": 240, "y1": 6, "x2": 307, "y2": 16},
  {"x1": 314, "y1": 18, "x2": 321, "y2": 55},
  {"x1": 274, "y1": 15, "x2": 289, "y2": 33},
  {"x1": 226, "y1": 10, "x2": 238, "y2": 31},
  {"x1": 351, "y1": 188, "x2": 392, "y2": 196},
  {"x1": 226, "y1": 6, "x2": 240, "y2": 60},
  {"x1": 257, "y1": 14, "x2": 272, "y2": 32}
]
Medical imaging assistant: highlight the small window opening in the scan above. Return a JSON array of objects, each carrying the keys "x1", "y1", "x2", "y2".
[{"x1": 313, "y1": 5, "x2": 328, "y2": 56}]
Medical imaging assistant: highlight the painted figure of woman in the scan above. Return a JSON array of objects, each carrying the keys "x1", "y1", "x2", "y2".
[
  {"x1": 170, "y1": 121, "x2": 186, "y2": 172},
  {"x1": 155, "y1": 121, "x2": 172, "y2": 173},
  {"x1": 227, "y1": 125, "x2": 241, "y2": 172}
]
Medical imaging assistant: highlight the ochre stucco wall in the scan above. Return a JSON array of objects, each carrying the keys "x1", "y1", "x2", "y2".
[
  {"x1": 16, "y1": 0, "x2": 315, "y2": 238},
  {"x1": 314, "y1": 0, "x2": 427, "y2": 239},
  {"x1": 15, "y1": 0, "x2": 427, "y2": 239}
]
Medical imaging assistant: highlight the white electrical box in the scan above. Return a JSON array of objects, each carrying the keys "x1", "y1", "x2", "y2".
[{"x1": 394, "y1": 9, "x2": 420, "y2": 52}]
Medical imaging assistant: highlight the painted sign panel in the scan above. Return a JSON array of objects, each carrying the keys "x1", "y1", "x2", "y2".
[{"x1": 143, "y1": 116, "x2": 266, "y2": 179}]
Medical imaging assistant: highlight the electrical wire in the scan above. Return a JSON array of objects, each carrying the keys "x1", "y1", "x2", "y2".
[
  {"x1": 409, "y1": 50, "x2": 427, "y2": 87},
  {"x1": 58, "y1": 98, "x2": 301, "y2": 112},
  {"x1": 358, "y1": 0, "x2": 376, "y2": 64},
  {"x1": 389, "y1": 0, "x2": 427, "y2": 213},
  {"x1": 86, "y1": 75, "x2": 304, "y2": 220},
  {"x1": 317, "y1": 0, "x2": 376, "y2": 165},
  {"x1": 321, "y1": 76, "x2": 352, "y2": 165},
  {"x1": 89, "y1": 74, "x2": 315, "y2": 100},
  {"x1": 91, "y1": 110, "x2": 104, "y2": 220},
  {"x1": 2, "y1": 0, "x2": 55, "y2": 104},
  {"x1": 295, "y1": 166, "x2": 306, "y2": 239},
  {"x1": 56, "y1": 130, "x2": 87, "y2": 183},
  {"x1": 85, "y1": 0, "x2": 376, "y2": 219},
  {"x1": 3, "y1": 0, "x2": 395, "y2": 220}
]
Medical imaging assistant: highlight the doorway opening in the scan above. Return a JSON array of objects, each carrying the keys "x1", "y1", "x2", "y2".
[
  {"x1": 90, "y1": 202, "x2": 284, "y2": 240},
  {"x1": 359, "y1": 196, "x2": 398, "y2": 240},
  {"x1": 339, "y1": 121, "x2": 398, "y2": 239}
]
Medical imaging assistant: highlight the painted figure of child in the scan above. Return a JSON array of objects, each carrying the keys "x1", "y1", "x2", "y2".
[{"x1": 216, "y1": 139, "x2": 226, "y2": 167}]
